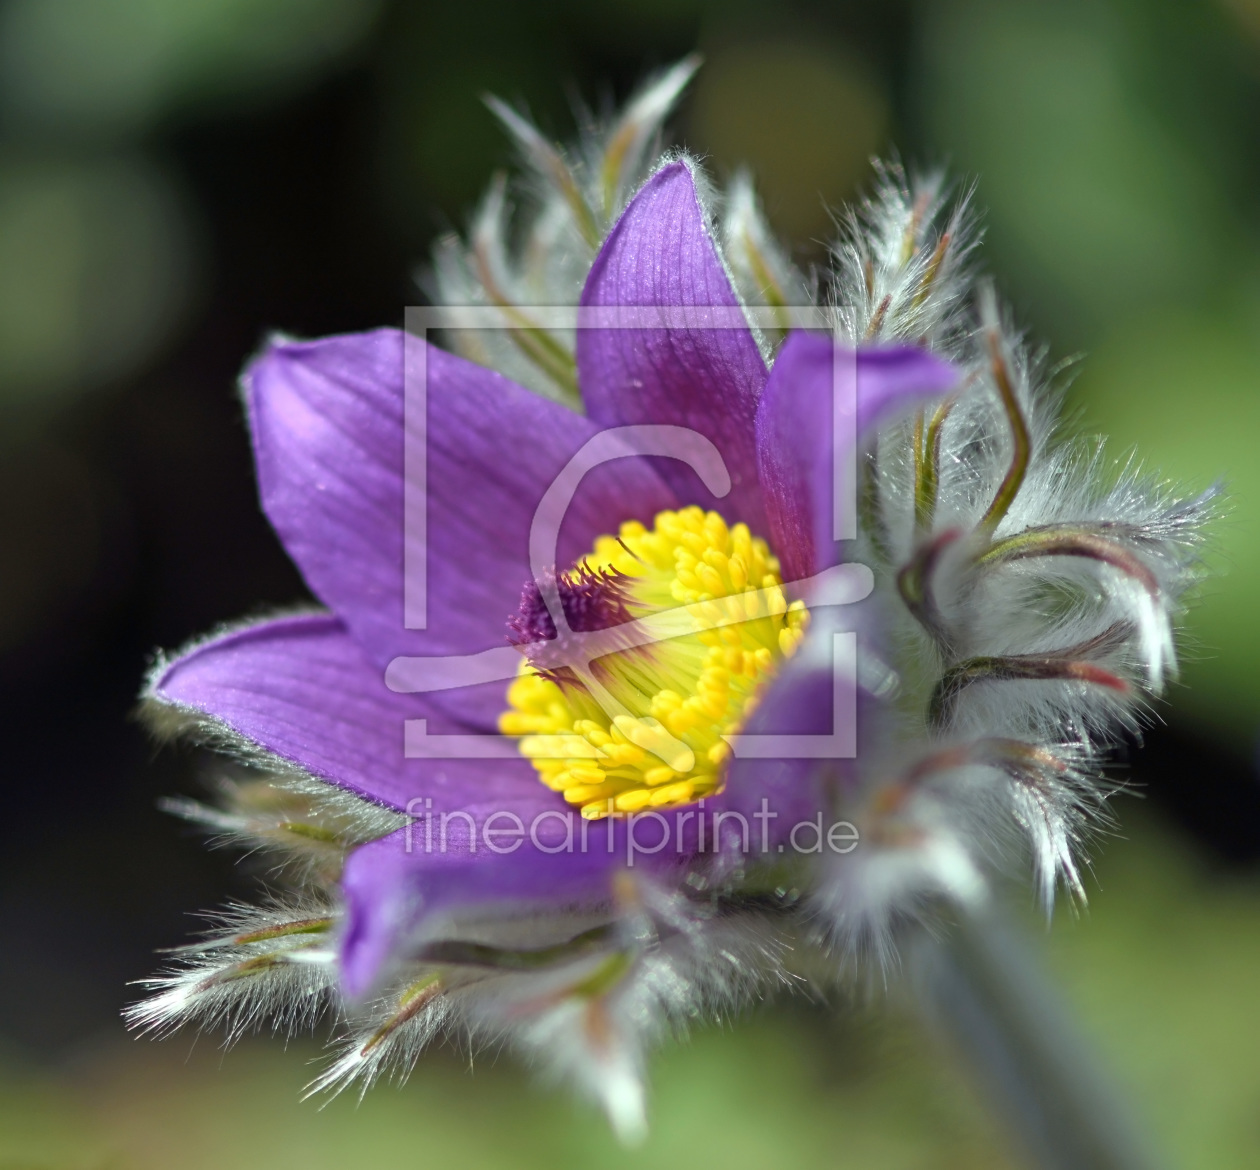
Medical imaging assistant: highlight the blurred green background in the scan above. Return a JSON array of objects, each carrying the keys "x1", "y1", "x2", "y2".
[{"x1": 1, "y1": 1, "x2": 1258, "y2": 1167}]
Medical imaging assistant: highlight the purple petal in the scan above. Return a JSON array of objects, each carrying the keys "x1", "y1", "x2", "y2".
[
  {"x1": 246, "y1": 329, "x2": 676, "y2": 728},
  {"x1": 147, "y1": 612, "x2": 551, "y2": 813},
  {"x1": 577, "y1": 162, "x2": 768, "y2": 532},
  {"x1": 339, "y1": 823, "x2": 631, "y2": 996},
  {"x1": 715, "y1": 608, "x2": 866, "y2": 836},
  {"x1": 755, "y1": 333, "x2": 958, "y2": 582}
]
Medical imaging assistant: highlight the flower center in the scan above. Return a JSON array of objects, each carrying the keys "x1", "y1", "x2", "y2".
[{"x1": 499, "y1": 506, "x2": 808, "y2": 819}]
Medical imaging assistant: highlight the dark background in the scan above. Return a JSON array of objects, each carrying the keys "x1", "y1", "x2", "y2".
[{"x1": 2, "y1": 1, "x2": 1259, "y2": 1166}]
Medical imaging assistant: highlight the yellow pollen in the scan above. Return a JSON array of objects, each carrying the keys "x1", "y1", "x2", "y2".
[{"x1": 499, "y1": 506, "x2": 809, "y2": 818}]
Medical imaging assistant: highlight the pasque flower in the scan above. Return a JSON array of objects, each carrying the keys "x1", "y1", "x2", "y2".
[{"x1": 130, "y1": 59, "x2": 1213, "y2": 1137}]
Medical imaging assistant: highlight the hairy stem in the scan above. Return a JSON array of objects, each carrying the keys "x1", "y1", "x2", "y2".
[
  {"x1": 913, "y1": 396, "x2": 957, "y2": 533},
  {"x1": 928, "y1": 623, "x2": 1131, "y2": 729},
  {"x1": 472, "y1": 234, "x2": 580, "y2": 399},
  {"x1": 361, "y1": 975, "x2": 444, "y2": 1055},
  {"x1": 977, "y1": 527, "x2": 1160, "y2": 598},
  {"x1": 741, "y1": 226, "x2": 792, "y2": 336},
  {"x1": 977, "y1": 329, "x2": 1031, "y2": 536},
  {"x1": 859, "y1": 445, "x2": 892, "y2": 564},
  {"x1": 897, "y1": 528, "x2": 962, "y2": 648},
  {"x1": 911, "y1": 231, "x2": 951, "y2": 310}
]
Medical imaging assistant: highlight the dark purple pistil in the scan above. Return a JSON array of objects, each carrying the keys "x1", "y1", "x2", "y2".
[{"x1": 507, "y1": 563, "x2": 635, "y2": 646}]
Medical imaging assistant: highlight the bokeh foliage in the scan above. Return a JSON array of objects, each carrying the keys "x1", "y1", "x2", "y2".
[{"x1": 1, "y1": 1, "x2": 1257, "y2": 1166}]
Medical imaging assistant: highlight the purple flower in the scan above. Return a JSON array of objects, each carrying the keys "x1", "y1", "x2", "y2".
[{"x1": 129, "y1": 63, "x2": 1213, "y2": 1137}]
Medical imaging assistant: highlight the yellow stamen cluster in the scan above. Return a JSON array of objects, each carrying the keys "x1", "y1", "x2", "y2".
[{"x1": 499, "y1": 507, "x2": 808, "y2": 819}]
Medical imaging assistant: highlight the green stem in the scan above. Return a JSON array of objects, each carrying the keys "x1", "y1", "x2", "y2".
[
  {"x1": 913, "y1": 909, "x2": 1163, "y2": 1170},
  {"x1": 977, "y1": 331, "x2": 1031, "y2": 536},
  {"x1": 913, "y1": 397, "x2": 956, "y2": 533}
]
